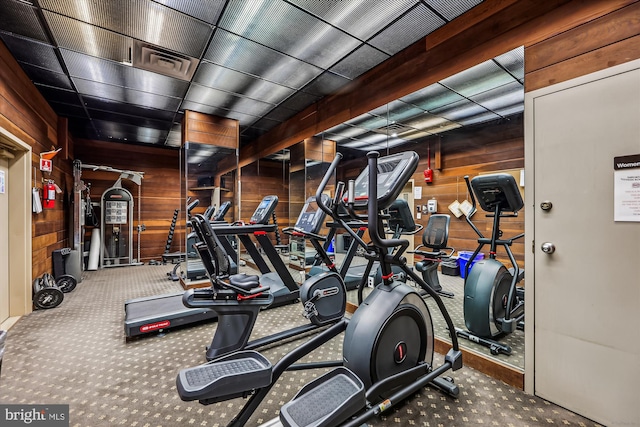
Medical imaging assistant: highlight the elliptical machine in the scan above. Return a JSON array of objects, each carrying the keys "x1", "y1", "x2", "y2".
[
  {"x1": 455, "y1": 173, "x2": 525, "y2": 355},
  {"x1": 175, "y1": 151, "x2": 462, "y2": 427}
]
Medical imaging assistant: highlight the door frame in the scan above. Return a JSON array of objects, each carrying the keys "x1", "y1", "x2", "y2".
[
  {"x1": 0, "y1": 125, "x2": 32, "y2": 328},
  {"x1": 524, "y1": 58, "x2": 640, "y2": 394}
]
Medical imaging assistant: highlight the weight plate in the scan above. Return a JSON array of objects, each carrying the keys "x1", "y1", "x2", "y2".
[
  {"x1": 34, "y1": 288, "x2": 64, "y2": 309},
  {"x1": 56, "y1": 275, "x2": 77, "y2": 293}
]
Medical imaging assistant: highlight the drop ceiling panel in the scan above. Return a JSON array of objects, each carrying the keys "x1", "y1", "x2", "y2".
[
  {"x1": 277, "y1": 91, "x2": 322, "y2": 112},
  {"x1": 429, "y1": 98, "x2": 489, "y2": 122},
  {"x1": 68, "y1": 118, "x2": 100, "y2": 140},
  {"x1": 92, "y1": 119, "x2": 169, "y2": 144},
  {"x1": 368, "y1": 4, "x2": 445, "y2": 55},
  {"x1": 87, "y1": 109, "x2": 172, "y2": 132},
  {"x1": 153, "y1": 0, "x2": 226, "y2": 24},
  {"x1": 204, "y1": 29, "x2": 323, "y2": 89},
  {"x1": 441, "y1": 59, "x2": 515, "y2": 97},
  {"x1": 61, "y1": 50, "x2": 189, "y2": 98},
  {"x1": 193, "y1": 62, "x2": 295, "y2": 105},
  {"x1": 0, "y1": 33, "x2": 63, "y2": 73},
  {"x1": 343, "y1": 113, "x2": 388, "y2": 131},
  {"x1": 329, "y1": 44, "x2": 389, "y2": 80},
  {"x1": 261, "y1": 106, "x2": 298, "y2": 123},
  {"x1": 44, "y1": 12, "x2": 131, "y2": 64},
  {"x1": 456, "y1": 111, "x2": 501, "y2": 126},
  {"x1": 400, "y1": 83, "x2": 465, "y2": 111},
  {"x1": 219, "y1": 0, "x2": 361, "y2": 69},
  {"x1": 184, "y1": 84, "x2": 274, "y2": 116},
  {"x1": 21, "y1": 64, "x2": 73, "y2": 90},
  {"x1": 495, "y1": 46, "x2": 525, "y2": 81},
  {"x1": 0, "y1": 0, "x2": 50, "y2": 43},
  {"x1": 39, "y1": 0, "x2": 212, "y2": 57},
  {"x1": 35, "y1": 85, "x2": 81, "y2": 105},
  {"x1": 424, "y1": 0, "x2": 483, "y2": 20},
  {"x1": 470, "y1": 81, "x2": 524, "y2": 112},
  {"x1": 82, "y1": 96, "x2": 177, "y2": 122},
  {"x1": 180, "y1": 100, "x2": 259, "y2": 125},
  {"x1": 48, "y1": 101, "x2": 88, "y2": 119},
  {"x1": 73, "y1": 78, "x2": 183, "y2": 111},
  {"x1": 287, "y1": 0, "x2": 418, "y2": 41},
  {"x1": 300, "y1": 71, "x2": 352, "y2": 97}
]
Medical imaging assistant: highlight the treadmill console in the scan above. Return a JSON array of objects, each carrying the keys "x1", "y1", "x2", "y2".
[
  {"x1": 346, "y1": 151, "x2": 419, "y2": 210},
  {"x1": 213, "y1": 201, "x2": 231, "y2": 222},
  {"x1": 294, "y1": 195, "x2": 329, "y2": 234},
  {"x1": 250, "y1": 195, "x2": 279, "y2": 224},
  {"x1": 470, "y1": 173, "x2": 524, "y2": 213}
]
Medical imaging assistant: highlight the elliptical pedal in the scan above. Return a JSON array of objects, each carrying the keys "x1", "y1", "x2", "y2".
[
  {"x1": 176, "y1": 351, "x2": 272, "y2": 403},
  {"x1": 279, "y1": 367, "x2": 365, "y2": 427}
]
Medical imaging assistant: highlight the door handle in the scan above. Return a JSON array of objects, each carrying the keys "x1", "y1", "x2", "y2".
[{"x1": 541, "y1": 242, "x2": 556, "y2": 254}]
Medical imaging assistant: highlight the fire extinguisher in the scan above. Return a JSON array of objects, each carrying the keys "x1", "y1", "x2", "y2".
[
  {"x1": 43, "y1": 180, "x2": 56, "y2": 209},
  {"x1": 424, "y1": 143, "x2": 433, "y2": 184}
]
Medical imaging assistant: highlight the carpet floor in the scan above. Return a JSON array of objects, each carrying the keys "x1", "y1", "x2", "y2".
[{"x1": 0, "y1": 264, "x2": 601, "y2": 427}]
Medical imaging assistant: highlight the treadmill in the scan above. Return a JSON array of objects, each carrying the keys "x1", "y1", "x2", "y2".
[{"x1": 123, "y1": 196, "x2": 297, "y2": 338}]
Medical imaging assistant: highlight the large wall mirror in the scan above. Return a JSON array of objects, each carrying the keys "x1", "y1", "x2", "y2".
[
  {"x1": 237, "y1": 46, "x2": 525, "y2": 377},
  {"x1": 320, "y1": 46, "x2": 526, "y2": 373}
]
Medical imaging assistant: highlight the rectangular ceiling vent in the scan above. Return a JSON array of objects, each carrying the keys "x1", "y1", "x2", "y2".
[
  {"x1": 373, "y1": 122, "x2": 414, "y2": 135},
  {"x1": 132, "y1": 40, "x2": 199, "y2": 81}
]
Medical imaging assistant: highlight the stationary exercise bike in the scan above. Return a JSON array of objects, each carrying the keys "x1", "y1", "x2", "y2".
[
  {"x1": 175, "y1": 150, "x2": 462, "y2": 427},
  {"x1": 455, "y1": 173, "x2": 525, "y2": 355}
]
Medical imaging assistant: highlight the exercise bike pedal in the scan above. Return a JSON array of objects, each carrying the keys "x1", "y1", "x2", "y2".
[{"x1": 279, "y1": 367, "x2": 365, "y2": 427}]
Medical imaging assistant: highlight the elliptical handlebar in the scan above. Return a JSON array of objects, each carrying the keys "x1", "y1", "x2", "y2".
[
  {"x1": 315, "y1": 153, "x2": 343, "y2": 217},
  {"x1": 366, "y1": 152, "x2": 409, "y2": 253}
]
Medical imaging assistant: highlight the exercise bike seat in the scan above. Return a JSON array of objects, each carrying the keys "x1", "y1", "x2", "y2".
[{"x1": 228, "y1": 274, "x2": 260, "y2": 291}]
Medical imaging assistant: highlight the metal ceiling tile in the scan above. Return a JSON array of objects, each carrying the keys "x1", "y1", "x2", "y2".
[
  {"x1": 0, "y1": 0, "x2": 50, "y2": 43},
  {"x1": 403, "y1": 112, "x2": 458, "y2": 133},
  {"x1": 17, "y1": 62, "x2": 73, "y2": 90},
  {"x1": 330, "y1": 44, "x2": 389, "y2": 80},
  {"x1": 82, "y1": 96, "x2": 177, "y2": 122},
  {"x1": 184, "y1": 84, "x2": 274, "y2": 116},
  {"x1": 219, "y1": 0, "x2": 361, "y2": 69},
  {"x1": 384, "y1": 100, "x2": 426, "y2": 124},
  {"x1": 456, "y1": 111, "x2": 501, "y2": 126},
  {"x1": 165, "y1": 124, "x2": 182, "y2": 147},
  {"x1": 249, "y1": 117, "x2": 280, "y2": 132},
  {"x1": 44, "y1": 11, "x2": 131, "y2": 64},
  {"x1": 495, "y1": 46, "x2": 525, "y2": 81},
  {"x1": 204, "y1": 29, "x2": 323, "y2": 89},
  {"x1": 0, "y1": 32, "x2": 62, "y2": 72},
  {"x1": 35, "y1": 85, "x2": 81, "y2": 105},
  {"x1": 67, "y1": 118, "x2": 100, "y2": 140},
  {"x1": 261, "y1": 105, "x2": 298, "y2": 123},
  {"x1": 367, "y1": 137, "x2": 409, "y2": 151},
  {"x1": 429, "y1": 99, "x2": 489, "y2": 122},
  {"x1": 180, "y1": 100, "x2": 259, "y2": 126},
  {"x1": 48, "y1": 101, "x2": 88, "y2": 119},
  {"x1": 469, "y1": 81, "x2": 524, "y2": 113},
  {"x1": 400, "y1": 83, "x2": 464, "y2": 111},
  {"x1": 323, "y1": 123, "x2": 367, "y2": 140},
  {"x1": 301, "y1": 71, "x2": 351, "y2": 97},
  {"x1": 492, "y1": 104, "x2": 524, "y2": 118},
  {"x1": 153, "y1": 0, "x2": 226, "y2": 24},
  {"x1": 343, "y1": 113, "x2": 388, "y2": 131},
  {"x1": 270, "y1": 91, "x2": 321, "y2": 112},
  {"x1": 424, "y1": 0, "x2": 483, "y2": 21},
  {"x1": 39, "y1": 0, "x2": 212, "y2": 57},
  {"x1": 441, "y1": 59, "x2": 515, "y2": 97},
  {"x1": 61, "y1": 50, "x2": 189, "y2": 98},
  {"x1": 194, "y1": 61, "x2": 295, "y2": 105},
  {"x1": 72, "y1": 78, "x2": 182, "y2": 111},
  {"x1": 368, "y1": 4, "x2": 445, "y2": 55},
  {"x1": 92, "y1": 119, "x2": 168, "y2": 144},
  {"x1": 87, "y1": 109, "x2": 172, "y2": 131},
  {"x1": 287, "y1": 0, "x2": 417, "y2": 41}
]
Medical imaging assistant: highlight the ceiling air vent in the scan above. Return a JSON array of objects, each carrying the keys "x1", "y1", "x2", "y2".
[
  {"x1": 132, "y1": 40, "x2": 199, "y2": 81},
  {"x1": 373, "y1": 122, "x2": 414, "y2": 135}
]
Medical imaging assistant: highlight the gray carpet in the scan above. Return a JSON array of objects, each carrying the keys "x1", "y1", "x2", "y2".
[{"x1": 0, "y1": 265, "x2": 600, "y2": 427}]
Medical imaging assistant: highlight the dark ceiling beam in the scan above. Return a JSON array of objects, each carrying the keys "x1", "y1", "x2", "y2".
[{"x1": 234, "y1": 0, "x2": 631, "y2": 172}]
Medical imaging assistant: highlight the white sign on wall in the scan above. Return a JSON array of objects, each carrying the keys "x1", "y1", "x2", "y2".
[{"x1": 614, "y1": 154, "x2": 640, "y2": 222}]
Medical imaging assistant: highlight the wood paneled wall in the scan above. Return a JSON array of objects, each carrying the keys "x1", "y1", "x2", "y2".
[
  {"x1": 0, "y1": 39, "x2": 72, "y2": 279},
  {"x1": 74, "y1": 139, "x2": 180, "y2": 262}
]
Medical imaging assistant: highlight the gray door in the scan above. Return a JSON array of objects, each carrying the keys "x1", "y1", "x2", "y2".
[{"x1": 528, "y1": 61, "x2": 640, "y2": 425}]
